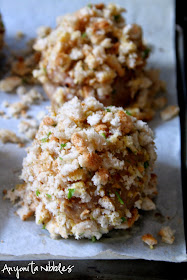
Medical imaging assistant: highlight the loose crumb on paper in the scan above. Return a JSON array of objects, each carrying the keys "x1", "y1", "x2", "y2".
[
  {"x1": 141, "y1": 197, "x2": 156, "y2": 211},
  {"x1": 142, "y1": 234, "x2": 158, "y2": 249},
  {"x1": 0, "y1": 76, "x2": 22, "y2": 92},
  {"x1": 158, "y1": 226, "x2": 175, "y2": 244},
  {"x1": 1, "y1": 86, "x2": 44, "y2": 118},
  {"x1": 18, "y1": 119, "x2": 39, "y2": 140},
  {"x1": 0, "y1": 129, "x2": 24, "y2": 144},
  {"x1": 160, "y1": 105, "x2": 179, "y2": 121},
  {"x1": 15, "y1": 31, "x2": 25, "y2": 40}
]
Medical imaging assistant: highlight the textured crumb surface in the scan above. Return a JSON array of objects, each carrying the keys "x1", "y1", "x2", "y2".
[
  {"x1": 5, "y1": 96, "x2": 157, "y2": 240},
  {"x1": 33, "y1": 3, "x2": 166, "y2": 121}
]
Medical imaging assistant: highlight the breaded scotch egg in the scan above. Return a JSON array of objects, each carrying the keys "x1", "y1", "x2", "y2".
[
  {"x1": 6, "y1": 97, "x2": 157, "y2": 240},
  {"x1": 33, "y1": 3, "x2": 165, "y2": 121}
]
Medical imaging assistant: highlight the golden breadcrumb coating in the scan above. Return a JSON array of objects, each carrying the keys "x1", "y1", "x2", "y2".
[
  {"x1": 5, "y1": 96, "x2": 157, "y2": 240},
  {"x1": 33, "y1": 3, "x2": 165, "y2": 121}
]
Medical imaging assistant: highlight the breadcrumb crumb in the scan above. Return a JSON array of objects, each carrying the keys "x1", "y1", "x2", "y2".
[
  {"x1": 0, "y1": 129, "x2": 24, "y2": 144},
  {"x1": 160, "y1": 105, "x2": 179, "y2": 121},
  {"x1": 142, "y1": 233, "x2": 158, "y2": 249},
  {"x1": 158, "y1": 226, "x2": 175, "y2": 244},
  {"x1": 18, "y1": 119, "x2": 39, "y2": 140},
  {"x1": 0, "y1": 76, "x2": 22, "y2": 92}
]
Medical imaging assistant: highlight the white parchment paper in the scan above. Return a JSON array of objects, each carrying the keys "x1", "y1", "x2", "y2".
[{"x1": 0, "y1": 0, "x2": 186, "y2": 262}]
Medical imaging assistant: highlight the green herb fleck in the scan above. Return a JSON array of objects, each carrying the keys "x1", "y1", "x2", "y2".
[
  {"x1": 125, "y1": 110, "x2": 131, "y2": 116},
  {"x1": 59, "y1": 157, "x2": 63, "y2": 160},
  {"x1": 91, "y1": 236, "x2": 96, "y2": 242},
  {"x1": 41, "y1": 132, "x2": 51, "y2": 143},
  {"x1": 113, "y1": 14, "x2": 121, "y2": 22},
  {"x1": 11, "y1": 188, "x2": 15, "y2": 192},
  {"x1": 106, "y1": 108, "x2": 111, "y2": 112},
  {"x1": 100, "y1": 132, "x2": 107, "y2": 139},
  {"x1": 115, "y1": 191, "x2": 124, "y2": 205},
  {"x1": 68, "y1": 188, "x2": 75, "y2": 200},
  {"x1": 36, "y1": 190, "x2": 40, "y2": 196},
  {"x1": 121, "y1": 217, "x2": 127, "y2": 223},
  {"x1": 87, "y1": 3, "x2": 92, "y2": 8},
  {"x1": 82, "y1": 32, "x2": 87, "y2": 38},
  {"x1": 52, "y1": 123, "x2": 57, "y2": 127},
  {"x1": 142, "y1": 48, "x2": 151, "y2": 59},
  {"x1": 144, "y1": 161, "x2": 149, "y2": 169},
  {"x1": 46, "y1": 194, "x2": 51, "y2": 198},
  {"x1": 22, "y1": 77, "x2": 28, "y2": 84},
  {"x1": 60, "y1": 143, "x2": 66, "y2": 150},
  {"x1": 42, "y1": 224, "x2": 46, "y2": 229},
  {"x1": 43, "y1": 67, "x2": 47, "y2": 74}
]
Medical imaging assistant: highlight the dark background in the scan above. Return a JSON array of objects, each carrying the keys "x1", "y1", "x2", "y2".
[{"x1": 0, "y1": 1, "x2": 187, "y2": 279}]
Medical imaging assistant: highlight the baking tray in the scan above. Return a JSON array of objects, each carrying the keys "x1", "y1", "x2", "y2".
[{"x1": 0, "y1": 0, "x2": 187, "y2": 279}]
